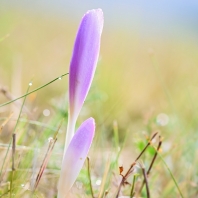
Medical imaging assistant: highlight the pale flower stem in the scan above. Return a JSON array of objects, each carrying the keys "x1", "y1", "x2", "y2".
[
  {"x1": 64, "y1": 115, "x2": 76, "y2": 156},
  {"x1": 57, "y1": 190, "x2": 63, "y2": 198}
]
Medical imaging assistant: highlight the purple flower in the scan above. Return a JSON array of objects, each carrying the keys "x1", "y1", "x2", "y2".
[
  {"x1": 57, "y1": 9, "x2": 104, "y2": 198},
  {"x1": 65, "y1": 9, "x2": 104, "y2": 151},
  {"x1": 57, "y1": 118, "x2": 95, "y2": 198}
]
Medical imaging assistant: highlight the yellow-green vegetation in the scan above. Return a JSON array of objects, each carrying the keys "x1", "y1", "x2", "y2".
[{"x1": 0, "y1": 8, "x2": 198, "y2": 198}]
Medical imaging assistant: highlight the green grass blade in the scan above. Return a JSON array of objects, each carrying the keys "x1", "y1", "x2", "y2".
[
  {"x1": 0, "y1": 73, "x2": 69, "y2": 108},
  {"x1": 158, "y1": 152, "x2": 184, "y2": 198}
]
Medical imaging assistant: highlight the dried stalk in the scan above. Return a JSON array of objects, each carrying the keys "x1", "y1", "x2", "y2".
[{"x1": 115, "y1": 132, "x2": 158, "y2": 198}]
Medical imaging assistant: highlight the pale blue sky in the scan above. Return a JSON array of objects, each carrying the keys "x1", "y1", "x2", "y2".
[{"x1": 1, "y1": 0, "x2": 198, "y2": 39}]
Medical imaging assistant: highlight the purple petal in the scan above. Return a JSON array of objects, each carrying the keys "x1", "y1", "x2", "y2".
[
  {"x1": 57, "y1": 118, "x2": 95, "y2": 198},
  {"x1": 65, "y1": 9, "x2": 103, "y2": 150},
  {"x1": 69, "y1": 9, "x2": 103, "y2": 123}
]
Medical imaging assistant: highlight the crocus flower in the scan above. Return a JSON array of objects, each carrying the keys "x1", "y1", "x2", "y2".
[
  {"x1": 57, "y1": 9, "x2": 104, "y2": 198},
  {"x1": 57, "y1": 118, "x2": 95, "y2": 198},
  {"x1": 65, "y1": 9, "x2": 104, "y2": 153}
]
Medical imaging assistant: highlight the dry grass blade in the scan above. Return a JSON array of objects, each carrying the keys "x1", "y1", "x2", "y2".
[
  {"x1": 33, "y1": 121, "x2": 62, "y2": 191},
  {"x1": 98, "y1": 156, "x2": 111, "y2": 198},
  {"x1": 33, "y1": 138, "x2": 57, "y2": 191},
  {"x1": 0, "y1": 156, "x2": 11, "y2": 185},
  {"x1": 0, "y1": 112, "x2": 13, "y2": 133}
]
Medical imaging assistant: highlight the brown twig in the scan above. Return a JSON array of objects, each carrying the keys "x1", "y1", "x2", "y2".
[
  {"x1": 148, "y1": 136, "x2": 162, "y2": 175},
  {"x1": 12, "y1": 134, "x2": 16, "y2": 171},
  {"x1": 138, "y1": 136, "x2": 162, "y2": 194},
  {"x1": 139, "y1": 162, "x2": 150, "y2": 198},
  {"x1": 33, "y1": 120, "x2": 62, "y2": 191},
  {"x1": 33, "y1": 138, "x2": 57, "y2": 191},
  {"x1": 135, "y1": 132, "x2": 158, "y2": 162},
  {"x1": 87, "y1": 157, "x2": 94, "y2": 198},
  {"x1": 115, "y1": 132, "x2": 158, "y2": 198}
]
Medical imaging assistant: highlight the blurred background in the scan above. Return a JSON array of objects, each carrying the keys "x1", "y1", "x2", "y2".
[{"x1": 0, "y1": 0, "x2": 198, "y2": 197}]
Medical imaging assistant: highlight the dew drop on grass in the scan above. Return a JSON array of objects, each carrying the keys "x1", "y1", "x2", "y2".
[
  {"x1": 96, "y1": 179, "x2": 101, "y2": 186},
  {"x1": 156, "y1": 113, "x2": 169, "y2": 126},
  {"x1": 48, "y1": 137, "x2": 53, "y2": 142},
  {"x1": 21, "y1": 184, "x2": 25, "y2": 187},
  {"x1": 29, "y1": 82, "x2": 33, "y2": 86},
  {"x1": 58, "y1": 76, "x2": 62, "y2": 80},
  {"x1": 43, "y1": 109, "x2": 50, "y2": 117}
]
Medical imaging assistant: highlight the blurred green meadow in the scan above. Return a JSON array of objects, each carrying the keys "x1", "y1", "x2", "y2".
[{"x1": 0, "y1": 1, "x2": 198, "y2": 197}]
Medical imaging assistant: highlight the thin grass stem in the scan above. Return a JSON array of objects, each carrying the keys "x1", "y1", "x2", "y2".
[
  {"x1": 9, "y1": 84, "x2": 30, "y2": 197},
  {"x1": 157, "y1": 151, "x2": 184, "y2": 198},
  {"x1": 0, "y1": 117, "x2": 62, "y2": 132},
  {"x1": 10, "y1": 134, "x2": 16, "y2": 196},
  {"x1": 130, "y1": 174, "x2": 137, "y2": 198},
  {"x1": 87, "y1": 157, "x2": 94, "y2": 198},
  {"x1": 0, "y1": 73, "x2": 69, "y2": 108}
]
